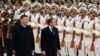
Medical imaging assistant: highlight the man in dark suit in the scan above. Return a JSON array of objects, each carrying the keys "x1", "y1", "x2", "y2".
[
  {"x1": 41, "y1": 18, "x2": 61, "y2": 56},
  {"x1": 11, "y1": 15, "x2": 35, "y2": 56}
]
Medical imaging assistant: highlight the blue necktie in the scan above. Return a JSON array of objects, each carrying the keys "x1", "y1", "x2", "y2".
[{"x1": 52, "y1": 27, "x2": 55, "y2": 35}]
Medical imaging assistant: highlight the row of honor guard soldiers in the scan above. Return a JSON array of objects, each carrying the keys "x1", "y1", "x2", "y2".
[
  {"x1": 1, "y1": 0, "x2": 100, "y2": 5},
  {"x1": 0, "y1": 0, "x2": 100, "y2": 56}
]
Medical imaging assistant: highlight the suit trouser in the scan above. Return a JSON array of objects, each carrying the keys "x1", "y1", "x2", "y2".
[{"x1": 34, "y1": 53, "x2": 41, "y2": 56}]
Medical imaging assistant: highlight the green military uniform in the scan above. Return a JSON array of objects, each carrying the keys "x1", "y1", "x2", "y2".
[
  {"x1": 0, "y1": 21, "x2": 3, "y2": 56},
  {"x1": 2, "y1": 16, "x2": 13, "y2": 56},
  {"x1": 2, "y1": 1, "x2": 13, "y2": 54},
  {"x1": 0, "y1": 1, "x2": 3, "y2": 56}
]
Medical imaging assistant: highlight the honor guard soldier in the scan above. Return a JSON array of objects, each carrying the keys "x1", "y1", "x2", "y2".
[
  {"x1": 38, "y1": 4, "x2": 51, "y2": 53},
  {"x1": 2, "y1": 1, "x2": 12, "y2": 22},
  {"x1": 18, "y1": 1, "x2": 31, "y2": 20},
  {"x1": 50, "y1": 3, "x2": 58, "y2": 20},
  {"x1": 56, "y1": 5, "x2": 66, "y2": 56},
  {"x1": 64, "y1": 1, "x2": 73, "y2": 12},
  {"x1": 83, "y1": 8, "x2": 97, "y2": 56},
  {"x1": 30, "y1": 2, "x2": 42, "y2": 56},
  {"x1": 2, "y1": 13, "x2": 12, "y2": 56},
  {"x1": 13, "y1": 2, "x2": 21, "y2": 20},
  {"x1": 39, "y1": 3, "x2": 51, "y2": 29},
  {"x1": 74, "y1": 7, "x2": 88, "y2": 56},
  {"x1": 94, "y1": 13, "x2": 100, "y2": 56},
  {"x1": 64, "y1": 7, "x2": 77, "y2": 56},
  {"x1": 1, "y1": 2, "x2": 13, "y2": 56},
  {"x1": 0, "y1": 1, "x2": 4, "y2": 55}
]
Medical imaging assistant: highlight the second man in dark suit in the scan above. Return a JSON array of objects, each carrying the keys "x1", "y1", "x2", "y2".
[{"x1": 41, "y1": 18, "x2": 61, "y2": 56}]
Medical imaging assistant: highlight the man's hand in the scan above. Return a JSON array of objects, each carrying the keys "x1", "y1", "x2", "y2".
[
  {"x1": 57, "y1": 50, "x2": 61, "y2": 56},
  {"x1": 32, "y1": 50, "x2": 34, "y2": 53},
  {"x1": 32, "y1": 50, "x2": 34, "y2": 55},
  {"x1": 12, "y1": 50, "x2": 16, "y2": 54},
  {"x1": 42, "y1": 51, "x2": 46, "y2": 56}
]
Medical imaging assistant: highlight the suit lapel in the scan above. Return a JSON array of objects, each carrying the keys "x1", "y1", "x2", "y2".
[
  {"x1": 47, "y1": 27, "x2": 52, "y2": 33},
  {"x1": 47, "y1": 27, "x2": 54, "y2": 35},
  {"x1": 47, "y1": 27, "x2": 56, "y2": 36}
]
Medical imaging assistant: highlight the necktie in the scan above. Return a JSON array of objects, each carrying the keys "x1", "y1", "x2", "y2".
[{"x1": 52, "y1": 27, "x2": 55, "y2": 35}]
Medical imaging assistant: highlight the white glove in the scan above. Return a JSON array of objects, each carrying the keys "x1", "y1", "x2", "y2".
[{"x1": 1, "y1": 18, "x2": 4, "y2": 21}]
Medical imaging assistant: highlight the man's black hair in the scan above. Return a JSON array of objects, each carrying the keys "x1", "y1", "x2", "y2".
[
  {"x1": 20, "y1": 15, "x2": 28, "y2": 19},
  {"x1": 47, "y1": 17, "x2": 54, "y2": 25}
]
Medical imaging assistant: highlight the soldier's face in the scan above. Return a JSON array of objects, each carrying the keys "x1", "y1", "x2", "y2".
[
  {"x1": 66, "y1": 3, "x2": 71, "y2": 7},
  {"x1": 45, "y1": 7, "x2": 50, "y2": 13},
  {"x1": 69, "y1": 12, "x2": 75, "y2": 17},
  {"x1": 80, "y1": 12, "x2": 86, "y2": 17},
  {"x1": 15, "y1": 5, "x2": 20, "y2": 9},
  {"x1": 88, "y1": 14, "x2": 95, "y2": 19},
  {"x1": 51, "y1": 9, "x2": 57, "y2": 14},
  {"x1": 24, "y1": 6, "x2": 29, "y2": 11},
  {"x1": 21, "y1": 17, "x2": 29, "y2": 25},
  {"x1": 33, "y1": 7, "x2": 39, "y2": 12},
  {"x1": 60, "y1": 10, "x2": 65, "y2": 16}
]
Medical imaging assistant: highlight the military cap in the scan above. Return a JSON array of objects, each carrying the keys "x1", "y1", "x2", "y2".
[
  {"x1": 69, "y1": 6, "x2": 78, "y2": 13},
  {"x1": 59, "y1": 5, "x2": 67, "y2": 11},
  {"x1": 43, "y1": 3, "x2": 51, "y2": 9},
  {"x1": 79, "y1": 7, "x2": 87, "y2": 13},
  {"x1": 14, "y1": 2, "x2": 21, "y2": 6},
  {"x1": 31, "y1": 2, "x2": 41, "y2": 8},
  {"x1": 88, "y1": 8, "x2": 98, "y2": 15},
  {"x1": 51, "y1": 3, "x2": 59, "y2": 9},
  {"x1": 88, "y1": 4, "x2": 96, "y2": 9},
  {"x1": 78, "y1": 2, "x2": 87, "y2": 8},
  {"x1": 23, "y1": 1, "x2": 31, "y2": 7}
]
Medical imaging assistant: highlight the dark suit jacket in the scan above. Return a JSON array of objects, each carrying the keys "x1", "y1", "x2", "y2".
[
  {"x1": 11, "y1": 24, "x2": 35, "y2": 56},
  {"x1": 41, "y1": 26, "x2": 60, "y2": 56}
]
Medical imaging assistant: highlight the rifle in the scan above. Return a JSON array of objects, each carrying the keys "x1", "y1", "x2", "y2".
[
  {"x1": 61, "y1": 30, "x2": 65, "y2": 47},
  {"x1": 6, "y1": 23, "x2": 11, "y2": 39},
  {"x1": 0, "y1": 12, "x2": 2, "y2": 38},
  {"x1": 1, "y1": 22, "x2": 5, "y2": 48},
  {"x1": 70, "y1": 31, "x2": 75, "y2": 48},
  {"x1": 36, "y1": 17, "x2": 40, "y2": 43},
  {"x1": 78, "y1": 22, "x2": 84, "y2": 50},
  {"x1": 90, "y1": 24, "x2": 95, "y2": 51},
  {"x1": 90, "y1": 33, "x2": 95, "y2": 51},
  {"x1": 61, "y1": 21, "x2": 66, "y2": 47},
  {"x1": 70, "y1": 21, "x2": 75, "y2": 48},
  {"x1": 0, "y1": 10, "x2": 4, "y2": 48},
  {"x1": 78, "y1": 33, "x2": 83, "y2": 50}
]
